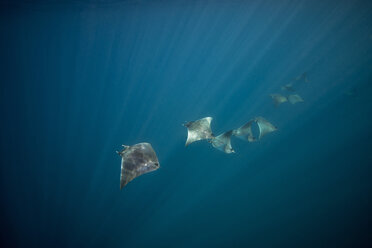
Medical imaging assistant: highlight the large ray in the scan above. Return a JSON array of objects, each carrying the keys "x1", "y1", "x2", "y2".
[
  {"x1": 232, "y1": 120, "x2": 256, "y2": 142},
  {"x1": 270, "y1": 94, "x2": 288, "y2": 106},
  {"x1": 288, "y1": 94, "x2": 304, "y2": 104},
  {"x1": 210, "y1": 130, "x2": 235, "y2": 154},
  {"x1": 255, "y1": 117, "x2": 277, "y2": 139},
  {"x1": 116, "y1": 143, "x2": 160, "y2": 189},
  {"x1": 183, "y1": 117, "x2": 214, "y2": 146}
]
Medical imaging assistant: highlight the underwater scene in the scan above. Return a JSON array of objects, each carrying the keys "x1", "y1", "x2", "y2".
[{"x1": 1, "y1": 0, "x2": 372, "y2": 247}]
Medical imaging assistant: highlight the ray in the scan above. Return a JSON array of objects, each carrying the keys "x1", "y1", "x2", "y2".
[
  {"x1": 281, "y1": 83, "x2": 295, "y2": 92},
  {"x1": 270, "y1": 94, "x2": 288, "y2": 106},
  {"x1": 183, "y1": 117, "x2": 214, "y2": 146},
  {"x1": 116, "y1": 142, "x2": 160, "y2": 189},
  {"x1": 288, "y1": 94, "x2": 304, "y2": 104},
  {"x1": 210, "y1": 130, "x2": 235, "y2": 154},
  {"x1": 255, "y1": 117, "x2": 277, "y2": 139},
  {"x1": 294, "y1": 72, "x2": 309, "y2": 83},
  {"x1": 232, "y1": 120, "x2": 256, "y2": 142}
]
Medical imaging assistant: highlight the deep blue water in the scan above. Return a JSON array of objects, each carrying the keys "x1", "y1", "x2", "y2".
[{"x1": 1, "y1": 0, "x2": 372, "y2": 247}]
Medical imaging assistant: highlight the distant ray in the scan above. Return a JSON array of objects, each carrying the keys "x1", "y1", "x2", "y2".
[
  {"x1": 294, "y1": 72, "x2": 309, "y2": 83},
  {"x1": 255, "y1": 117, "x2": 277, "y2": 139},
  {"x1": 288, "y1": 94, "x2": 304, "y2": 104},
  {"x1": 281, "y1": 83, "x2": 295, "y2": 92},
  {"x1": 116, "y1": 143, "x2": 160, "y2": 189},
  {"x1": 232, "y1": 120, "x2": 256, "y2": 142},
  {"x1": 210, "y1": 130, "x2": 235, "y2": 154},
  {"x1": 183, "y1": 117, "x2": 214, "y2": 146},
  {"x1": 270, "y1": 94, "x2": 288, "y2": 106}
]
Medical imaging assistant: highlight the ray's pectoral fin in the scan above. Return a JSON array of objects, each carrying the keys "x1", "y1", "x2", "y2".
[{"x1": 120, "y1": 158, "x2": 137, "y2": 189}]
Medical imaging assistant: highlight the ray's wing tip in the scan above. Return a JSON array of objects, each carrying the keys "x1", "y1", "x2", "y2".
[{"x1": 120, "y1": 181, "x2": 129, "y2": 190}]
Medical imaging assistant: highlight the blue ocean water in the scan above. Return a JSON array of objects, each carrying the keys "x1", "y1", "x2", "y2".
[{"x1": 1, "y1": 0, "x2": 372, "y2": 247}]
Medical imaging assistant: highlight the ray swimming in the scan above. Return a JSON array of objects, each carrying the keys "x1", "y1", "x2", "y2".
[
  {"x1": 294, "y1": 72, "x2": 309, "y2": 83},
  {"x1": 183, "y1": 117, "x2": 214, "y2": 146},
  {"x1": 116, "y1": 143, "x2": 160, "y2": 189},
  {"x1": 288, "y1": 94, "x2": 304, "y2": 104},
  {"x1": 210, "y1": 130, "x2": 235, "y2": 154},
  {"x1": 270, "y1": 93, "x2": 288, "y2": 106},
  {"x1": 255, "y1": 117, "x2": 277, "y2": 139},
  {"x1": 232, "y1": 120, "x2": 256, "y2": 142}
]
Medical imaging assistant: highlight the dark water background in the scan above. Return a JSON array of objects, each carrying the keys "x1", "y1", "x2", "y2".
[{"x1": 1, "y1": 0, "x2": 372, "y2": 247}]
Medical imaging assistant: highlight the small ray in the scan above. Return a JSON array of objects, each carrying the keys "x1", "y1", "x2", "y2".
[
  {"x1": 232, "y1": 120, "x2": 256, "y2": 142},
  {"x1": 270, "y1": 94, "x2": 288, "y2": 106},
  {"x1": 281, "y1": 83, "x2": 295, "y2": 92},
  {"x1": 294, "y1": 72, "x2": 309, "y2": 83},
  {"x1": 288, "y1": 94, "x2": 304, "y2": 104},
  {"x1": 210, "y1": 130, "x2": 235, "y2": 154},
  {"x1": 116, "y1": 142, "x2": 160, "y2": 189},
  {"x1": 255, "y1": 117, "x2": 277, "y2": 139},
  {"x1": 183, "y1": 117, "x2": 214, "y2": 146}
]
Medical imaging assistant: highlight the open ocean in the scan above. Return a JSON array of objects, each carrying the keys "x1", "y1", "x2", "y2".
[{"x1": 1, "y1": 0, "x2": 372, "y2": 247}]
